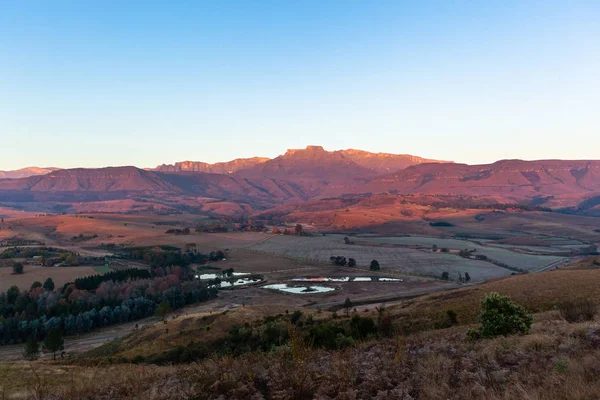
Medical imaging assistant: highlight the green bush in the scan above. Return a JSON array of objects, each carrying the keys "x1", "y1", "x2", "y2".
[
  {"x1": 349, "y1": 315, "x2": 377, "y2": 339},
  {"x1": 470, "y1": 292, "x2": 533, "y2": 339}
]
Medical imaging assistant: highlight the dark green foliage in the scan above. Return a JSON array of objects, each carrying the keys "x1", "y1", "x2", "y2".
[
  {"x1": 370, "y1": 259, "x2": 380, "y2": 271},
  {"x1": 348, "y1": 258, "x2": 356, "y2": 267},
  {"x1": 6, "y1": 286, "x2": 20, "y2": 304},
  {"x1": 559, "y1": 299, "x2": 597, "y2": 323},
  {"x1": 329, "y1": 256, "x2": 347, "y2": 266},
  {"x1": 441, "y1": 272, "x2": 450, "y2": 280},
  {"x1": 470, "y1": 293, "x2": 533, "y2": 339},
  {"x1": 0, "y1": 270, "x2": 217, "y2": 346},
  {"x1": 12, "y1": 262, "x2": 24, "y2": 274},
  {"x1": 349, "y1": 315, "x2": 376, "y2": 339},
  {"x1": 290, "y1": 310, "x2": 303, "y2": 325},
  {"x1": 116, "y1": 246, "x2": 207, "y2": 269},
  {"x1": 209, "y1": 251, "x2": 226, "y2": 261},
  {"x1": 44, "y1": 328, "x2": 64, "y2": 360},
  {"x1": 23, "y1": 334, "x2": 40, "y2": 360},
  {"x1": 429, "y1": 221, "x2": 455, "y2": 227},
  {"x1": 464, "y1": 272, "x2": 471, "y2": 282},
  {"x1": 30, "y1": 281, "x2": 42, "y2": 290},
  {"x1": 308, "y1": 322, "x2": 346, "y2": 350},
  {"x1": 459, "y1": 249, "x2": 471, "y2": 257},
  {"x1": 196, "y1": 223, "x2": 229, "y2": 233},
  {"x1": 43, "y1": 278, "x2": 55, "y2": 291},
  {"x1": 155, "y1": 301, "x2": 173, "y2": 320},
  {"x1": 74, "y1": 268, "x2": 151, "y2": 290}
]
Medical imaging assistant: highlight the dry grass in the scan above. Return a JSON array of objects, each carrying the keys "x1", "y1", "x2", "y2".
[
  {"x1": 391, "y1": 268, "x2": 600, "y2": 327},
  {"x1": 0, "y1": 264, "x2": 100, "y2": 291},
  {"x1": 3, "y1": 315, "x2": 600, "y2": 399}
]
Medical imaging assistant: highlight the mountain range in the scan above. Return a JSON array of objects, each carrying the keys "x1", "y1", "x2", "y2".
[
  {"x1": 0, "y1": 147, "x2": 599, "y2": 217},
  {"x1": 0, "y1": 167, "x2": 59, "y2": 179}
]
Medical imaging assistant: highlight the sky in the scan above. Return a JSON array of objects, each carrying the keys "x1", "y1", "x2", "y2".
[{"x1": 1, "y1": 1, "x2": 599, "y2": 170}]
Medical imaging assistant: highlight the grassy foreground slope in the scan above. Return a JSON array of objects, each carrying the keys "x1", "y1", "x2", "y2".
[{"x1": 2, "y1": 258, "x2": 600, "y2": 399}]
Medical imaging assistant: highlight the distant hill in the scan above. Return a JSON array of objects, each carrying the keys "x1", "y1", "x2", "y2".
[
  {"x1": 0, "y1": 150, "x2": 599, "y2": 218},
  {"x1": 0, "y1": 166, "x2": 180, "y2": 192},
  {"x1": 152, "y1": 157, "x2": 269, "y2": 174},
  {"x1": 0, "y1": 167, "x2": 59, "y2": 179},
  {"x1": 237, "y1": 146, "x2": 445, "y2": 181},
  {"x1": 361, "y1": 159, "x2": 600, "y2": 208},
  {"x1": 335, "y1": 149, "x2": 450, "y2": 174}
]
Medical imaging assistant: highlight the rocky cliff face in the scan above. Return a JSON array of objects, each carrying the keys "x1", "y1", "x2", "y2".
[{"x1": 153, "y1": 158, "x2": 269, "y2": 174}]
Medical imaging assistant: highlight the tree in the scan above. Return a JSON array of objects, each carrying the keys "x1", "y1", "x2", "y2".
[
  {"x1": 343, "y1": 297, "x2": 353, "y2": 316},
  {"x1": 6, "y1": 286, "x2": 19, "y2": 304},
  {"x1": 441, "y1": 272, "x2": 450, "y2": 280},
  {"x1": 370, "y1": 260, "x2": 380, "y2": 271},
  {"x1": 468, "y1": 293, "x2": 533, "y2": 340},
  {"x1": 44, "y1": 328, "x2": 64, "y2": 360},
  {"x1": 344, "y1": 236, "x2": 350, "y2": 245},
  {"x1": 23, "y1": 334, "x2": 40, "y2": 361},
  {"x1": 31, "y1": 281, "x2": 42, "y2": 290},
  {"x1": 464, "y1": 272, "x2": 471, "y2": 282},
  {"x1": 155, "y1": 301, "x2": 172, "y2": 321},
  {"x1": 43, "y1": 278, "x2": 55, "y2": 291},
  {"x1": 65, "y1": 254, "x2": 78, "y2": 266},
  {"x1": 295, "y1": 224, "x2": 303, "y2": 235},
  {"x1": 12, "y1": 262, "x2": 24, "y2": 275},
  {"x1": 348, "y1": 258, "x2": 357, "y2": 268},
  {"x1": 432, "y1": 244, "x2": 438, "y2": 252}
]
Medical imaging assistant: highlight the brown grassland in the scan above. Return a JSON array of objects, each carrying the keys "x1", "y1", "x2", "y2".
[
  {"x1": 2, "y1": 261, "x2": 600, "y2": 398},
  {"x1": 0, "y1": 208, "x2": 599, "y2": 399},
  {"x1": 0, "y1": 264, "x2": 102, "y2": 292}
]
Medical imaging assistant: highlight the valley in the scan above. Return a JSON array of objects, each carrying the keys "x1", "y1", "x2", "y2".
[{"x1": 0, "y1": 147, "x2": 599, "y2": 399}]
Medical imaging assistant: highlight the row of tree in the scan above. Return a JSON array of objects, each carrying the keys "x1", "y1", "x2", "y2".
[{"x1": 329, "y1": 256, "x2": 380, "y2": 271}]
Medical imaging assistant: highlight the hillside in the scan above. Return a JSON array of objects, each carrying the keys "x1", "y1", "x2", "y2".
[
  {"x1": 0, "y1": 152, "x2": 599, "y2": 218},
  {"x1": 0, "y1": 167, "x2": 59, "y2": 179},
  {"x1": 361, "y1": 159, "x2": 600, "y2": 208},
  {"x1": 4, "y1": 263, "x2": 600, "y2": 399},
  {"x1": 0, "y1": 167, "x2": 180, "y2": 192}
]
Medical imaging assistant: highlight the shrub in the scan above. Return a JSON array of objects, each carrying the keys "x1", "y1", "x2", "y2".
[
  {"x1": 349, "y1": 315, "x2": 376, "y2": 339},
  {"x1": 290, "y1": 310, "x2": 303, "y2": 325},
  {"x1": 370, "y1": 260, "x2": 380, "y2": 271},
  {"x1": 471, "y1": 292, "x2": 533, "y2": 339},
  {"x1": 441, "y1": 272, "x2": 450, "y2": 280},
  {"x1": 559, "y1": 299, "x2": 597, "y2": 323},
  {"x1": 12, "y1": 262, "x2": 24, "y2": 274},
  {"x1": 429, "y1": 221, "x2": 454, "y2": 227}
]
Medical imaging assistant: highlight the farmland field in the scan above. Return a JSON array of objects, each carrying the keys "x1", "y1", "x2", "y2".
[
  {"x1": 354, "y1": 235, "x2": 568, "y2": 272},
  {"x1": 0, "y1": 264, "x2": 100, "y2": 291},
  {"x1": 249, "y1": 235, "x2": 515, "y2": 281}
]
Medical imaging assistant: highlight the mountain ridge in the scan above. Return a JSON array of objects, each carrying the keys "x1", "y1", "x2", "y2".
[{"x1": 0, "y1": 167, "x2": 60, "y2": 180}]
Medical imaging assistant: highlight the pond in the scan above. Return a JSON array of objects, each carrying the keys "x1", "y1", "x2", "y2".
[
  {"x1": 211, "y1": 277, "x2": 263, "y2": 289},
  {"x1": 195, "y1": 272, "x2": 251, "y2": 280},
  {"x1": 291, "y1": 276, "x2": 403, "y2": 282},
  {"x1": 263, "y1": 283, "x2": 337, "y2": 294}
]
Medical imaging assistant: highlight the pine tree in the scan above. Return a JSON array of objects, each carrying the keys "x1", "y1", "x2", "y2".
[
  {"x1": 43, "y1": 278, "x2": 55, "y2": 291},
  {"x1": 44, "y1": 328, "x2": 64, "y2": 360},
  {"x1": 23, "y1": 334, "x2": 40, "y2": 361}
]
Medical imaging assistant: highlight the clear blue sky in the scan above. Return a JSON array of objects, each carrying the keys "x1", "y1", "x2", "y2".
[{"x1": 1, "y1": 1, "x2": 598, "y2": 170}]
